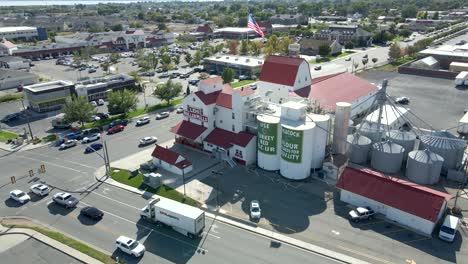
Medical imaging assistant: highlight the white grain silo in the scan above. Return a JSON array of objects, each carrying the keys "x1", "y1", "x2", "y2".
[
  {"x1": 333, "y1": 102, "x2": 351, "y2": 155},
  {"x1": 358, "y1": 122, "x2": 385, "y2": 143},
  {"x1": 280, "y1": 120, "x2": 316, "y2": 180},
  {"x1": 406, "y1": 149, "x2": 444, "y2": 185},
  {"x1": 309, "y1": 114, "x2": 331, "y2": 169},
  {"x1": 371, "y1": 141, "x2": 405, "y2": 173},
  {"x1": 386, "y1": 130, "x2": 417, "y2": 160},
  {"x1": 420, "y1": 131, "x2": 466, "y2": 172},
  {"x1": 346, "y1": 133, "x2": 372, "y2": 164},
  {"x1": 257, "y1": 114, "x2": 281, "y2": 171}
]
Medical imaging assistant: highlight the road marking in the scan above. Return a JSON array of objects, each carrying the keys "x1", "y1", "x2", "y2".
[
  {"x1": 380, "y1": 228, "x2": 407, "y2": 235},
  {"x1": 203, "y1": 232, "x2": 220, "y2": 239},
  {"x1": 79, "y1": 201, "x2": 145, "y2": 227},
  {"x1": 331, "y1": 230, "x2": 340, "y2": 235},
  {"x1": 23, "y1": 152, "x2": 97, "y2": 169},
  {"x1": 16, "y1": 155, "x2": 86, "y2": 173},
  {"x1": 336, "y1": 245, "x2": 395, "y2": 264},
  {"x1": 402, "y1": 237, "x2": 431, "y2": 244},
  {"x1": 88, "y1": 191, "x2": 141, "y2": 210}
]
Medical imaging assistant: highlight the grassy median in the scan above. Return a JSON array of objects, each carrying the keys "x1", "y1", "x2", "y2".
[
  {"x1": 0, "y1": 93, "x2": 23, "y2": 103},
  {"x1": 2, "y1": 224, "x2": 115, "y2": 264},
  {"x1": 110, "y1": 168, "x2": 199, "y2": 207},
  {"x1": 231, "y1": 79, "x2": 256, "y2": 88},
  {"x1": 0, "y1": 130, "x2": 18, "y2": 142}
]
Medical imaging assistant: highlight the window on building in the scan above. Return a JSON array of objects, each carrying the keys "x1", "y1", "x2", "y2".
[
  {"x1": 232, "y1": 113, "x2": 235, "y2": 119},
  {"x1": 232, "y1": 125, "x2": 235, "y2": 131}
]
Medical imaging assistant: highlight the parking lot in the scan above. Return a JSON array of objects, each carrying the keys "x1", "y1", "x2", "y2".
[{"x1": 358, "y1": 70, "x2": 468, "y2": 132}]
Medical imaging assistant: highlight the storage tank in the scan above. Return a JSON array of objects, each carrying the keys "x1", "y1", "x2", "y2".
[
  {"x1": 358, "y1": 122, "x2": 385, "y2": 143},
  {"x1": 333, "y1": 102, "x2": 351, "y2": 155},
  {"x1": 346, "y1": 133, "x2": 372, "y2": 164},
  {"x1": 280, "y1": 120, "x2": 316, "y2": 180},
  {"x1": 406, "y1": 149, "x2": 444, "y2": 185},
  {"x1": 420, "y1": 131, "x2": 466, "y2": 172},
  {"x1": 309, "y1": 114, "x2": 330, "y2": 169},
  {"x1": 386, "y1": 130, "x2": 417, "y2": 160},
  {"x1": 371, "y1": 141, "x2": 405, "y2": 173},
  {"x1": 257, "y1": 114, "x2": 281, "y2": 171}
]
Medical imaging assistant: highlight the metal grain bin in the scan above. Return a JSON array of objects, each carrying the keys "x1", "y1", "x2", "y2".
[
  {"x1": 420, "y1": 131, "x2": 466, "y2": 172},
  {"x1": 386, "y1": 130, "x2": 417, "y2": 160},
  {"x1": 358, "y1": 122, "x2": 385, "y2": 143},
  {"x1": 347, "y1": 133, "x2": 372, "y2": 164},
  {"x1": 371, "y1": 141, "x2": 405, "y2": 173},
  {"x1": 406, "y1": 149, "x2": 444, "y2": 185}
]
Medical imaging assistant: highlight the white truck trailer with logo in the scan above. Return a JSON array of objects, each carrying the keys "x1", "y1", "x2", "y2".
[
  {"x1": 455, "y1": 71, "x2": 468, "y2": 86},
  {"x1": 140, "y1": 198, "x2": 205, "y2": 238}
]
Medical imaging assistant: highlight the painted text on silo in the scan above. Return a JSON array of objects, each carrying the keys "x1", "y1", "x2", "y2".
[
  {"x1": 281, "y1": 127, "x2": 303, "y2": 163},
  {"x1": 258, "y1": 121, "x2": 278, "y2": 154}
]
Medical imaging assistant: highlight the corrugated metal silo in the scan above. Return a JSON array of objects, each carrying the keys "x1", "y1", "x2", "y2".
[
  {"x1": 420, "y1": 131, "x2": 466, "y2": 172},
  {"x1": 358, "y1": 122, "x2": 385, "y2": 143},
  {"x1": 346, "y1": 133, "x2": 371, "y2": 164},
  {"x1": 386, "y1": 130, "x2": 417, "y2": 160},
  {"x1": 406, "y1": 149, "x2": 444, "y2": 185},
  {"x1": 371, "y1": 141, "x2": 405, "y2": 173}
]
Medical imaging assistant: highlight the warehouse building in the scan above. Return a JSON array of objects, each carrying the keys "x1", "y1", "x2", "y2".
[
  {"x1": 203, "y1": 55, "x2": 263, "y2": 79},
  {"x1": 0, "y1": 27, "x2": 39, "y2": 41},
  {"x1": 0, "y1": 56, "x2": 30, "y2": 70},
  {"x1": 419, "y1": 44, "x2": 468, "y2": 69},
  {"x1": 336, "y1": 167, "x2": 452, "y2": 236},
  {"x1": 74, "y1": 74, "x2": 135, "y2": 102},
  {"x1": 23, "y1": 80, "x2": 75, "y2": 112}
]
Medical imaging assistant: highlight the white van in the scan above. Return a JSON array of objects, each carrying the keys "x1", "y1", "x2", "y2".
[{"x1": 439, "y1": 215, "x2": 459, "y2": 242}]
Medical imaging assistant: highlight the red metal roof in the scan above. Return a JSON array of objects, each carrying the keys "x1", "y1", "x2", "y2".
[
  {"x1": 259, "y1": 55, "x2": 306, "y2": 86},
  {"x1": 196, "y1": 24, "x2": 213, "y2": 33},
  {"x1": 194, "y1": 90, "x2": 221, "y2": 105},
  {"x1": 216, "y1": 92, "x2": 232, "y2": 109},
  {"x1": 170, "y1": 121, "x2": 207, "y2": 140},
  {"x1": 336, "y1": 167, "x2": 452, "y2": 222},
  {"x1": 200, "y1": 76, "x2": 223, "y2": 86},
  {"x1": 152, "y1": 145, "x2": 192, "y2": 169},
  {"x1": 204, "y1": 128, "x2": 255, "y2": 149},
  {"x1": 295, "y1": 72, "x2": 377, "y2": 111}
]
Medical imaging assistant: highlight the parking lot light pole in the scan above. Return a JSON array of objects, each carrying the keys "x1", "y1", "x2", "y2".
[{"x1": 20, "y1": 98, "x2": 34, "y2": 141}]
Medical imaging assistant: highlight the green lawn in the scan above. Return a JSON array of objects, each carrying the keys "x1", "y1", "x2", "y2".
[
  {"x1": 83, "y1": 98, "x2": 183, "y2": 129},
  {"x1": 392, "y1": 36, "x2": 405, "y2": 42},
  {"x1": 375, "y1": 55, "x2": 417, "y2": 72},
  {"x1": 0, "y1": 130, "x2": 18, "y2": 142},
  {"x1": 2, "y1": 224, "x2": 115, "y2": 264},
  {"x1": 231, "y1": 79, "x2": 256, "y2": 88},
  {"x1": 110, "y1": 168, "x2": 199, "y2": 207},
  {"x1": 0, "y1": 93, "x2": 23, "y2": 103},
  {"x1": 42, "y1": 134, "x2": 57, "y2": 142}
]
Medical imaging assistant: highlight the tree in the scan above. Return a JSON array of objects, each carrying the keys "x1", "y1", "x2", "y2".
[
  {"x1": 153, "y1": 80, "x2": 182, "y2": 105},
  {"x1": 388, "y1": 43, "x2": 402, "y2": 61},
  {"x1": 161, "y1": 53, "x2": 172, "y2": 71},
  {"x1": 184, "y1": 53, "x2": 192, "y2": 65},
  {"x1": 191, "y1": 50, "x2": 202, "y2": 66},
  {"x1": 401, "y1": 4, "x2": 418, "y2": 18},
  {"x1": 101, "y1": 62, "x2": 110, "y2": 74},
  {"x1": 107, "y1": 89, "x2": 138, "y2": 115},
  {"x1": 158, "y1": 23, "x2": 167, "y2": 30},
  {"x1": 186, "y1": 85, "x2": 190, "y2": 95},
  {"x1": 249, "y1": 41, "x2": 262, "y2": 56},
  {"x1": 109, "y1": 53, "x2": 120, "y2": 64},
  {"x1": 362, "y1": 58, "x2": 369, "y2": 69},
  {"x1": 371, "y1": 57, "x2": 378, "y2": 65},
  {"x1": 432, "y1": 12, "x2": 439, "y2": 20},
  {"x1": 110, "y1": 24, "x2": 123, "y2": 31},
  {"x1": 344, "y1": 41, "x2": 354, "y2": 49},
  {"x1": 173, "y1": 55, "x2": 180, "y2": 66},
  {"x1": 221, "y1": 67, "x2": 234, "y2": 83},
  {"x1": 240, "y1": 40, "x2": 249, "y2": 55},
  {"x1": 318, "y1": 44, "x2": 331, "y2": 57},
  {"x1": 62, "y1": 95, "x2": 95, "y2": 127},
  {"x1": 398, "y1": 28, "x2": 412, "y2": 38},
  {"x1": 228, "y1": 40, "x2": 238, "y2": 55}
]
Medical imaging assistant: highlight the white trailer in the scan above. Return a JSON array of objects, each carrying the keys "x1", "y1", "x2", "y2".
[
  {"x1": 140, "y1": 198, "x2": 205, "y2": 238},
  {"x1": 455, "y1": 71, "x2": 468, "y2": 86},
  {"x1": 458, "y1": 112, "x2": 468, "y2": 135}
]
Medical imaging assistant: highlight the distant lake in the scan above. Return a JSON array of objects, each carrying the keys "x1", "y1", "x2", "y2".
[{"x1": 0, "y1": 0, "x2": 151, "y2": 6}]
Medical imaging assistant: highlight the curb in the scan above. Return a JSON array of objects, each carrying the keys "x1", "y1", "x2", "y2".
[
  {"x1": 95, "y1": 169, "x2": 370, "y2": 264},
  {"x1": 0, "y1": 216, "x2": 104, "y2": 264}
]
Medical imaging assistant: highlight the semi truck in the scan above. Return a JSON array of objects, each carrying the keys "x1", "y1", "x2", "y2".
[
  {"x1": 458, "y1": 112, "x2": 468, "y2": 135},
  {"x1": 140, "y1": 198, "x2": 205, "y2": 238},
  {"x1": 455, "y1": 71, "x2": 468, "y2": 86}
]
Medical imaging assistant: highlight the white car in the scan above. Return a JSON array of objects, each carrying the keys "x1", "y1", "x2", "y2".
[
  {"x1": 155, "y1": 112, "x2": 170, "y2": 120},
  {"x1": 139, "y1": 136, "x2": 157, "y2": 146},
  {"x1": 136, "y1": 116, "x2": 150, "y2": 126},
  {"x1": 115, "y1": 236, "x2": 146, "y2": 257},
  {"x1": 52, "y1": 192, "x2": 79, "y2": 208},
  {"x1": 176, "y1": 107, "x2": 184, "y2": 114},
  {"x1": 59, "y1": 139, "x2": 77, "y2": 150},
  {"x1": 97, "y1": 99, "x2": 105, "y2": 105},
  {"x1": 82, "y1": 133, "x2": 101, "y2": 143},
  {"x1": 30, "y1": 184, "x2": 50, "y2": 196},
  {"x1": 91, "y1": 115, "x2": 101, "y2": 121},
  {"x1": 90, "y1": 101, "x2": 97, "y2": 107},
  {"x1": 10, "y1": 190, "x2": 30, "y2": 204},
  {"x1": 250, "y1": 200, "x2": 261, "y2": 220}
]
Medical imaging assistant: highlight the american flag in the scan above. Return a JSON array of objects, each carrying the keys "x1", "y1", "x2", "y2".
[{"x1": 247, "y1": 14, "x2": 264, "y2": 38}]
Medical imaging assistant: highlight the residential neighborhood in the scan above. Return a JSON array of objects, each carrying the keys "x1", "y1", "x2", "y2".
[{"x1": 0, "y1": 1, "x2": 467, "y2": 264}]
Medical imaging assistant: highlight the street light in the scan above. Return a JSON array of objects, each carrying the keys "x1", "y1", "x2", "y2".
[
  {"x1": 181, "y1": 163, "x2": 190, "y2": 200},
  {"x1": 20, "y1": 98, "x2": 34, "y2": 141},
  {"x1": 142, "y1": 80, "x2": 150, "y2": 109},
  {"x1": 212, "y1": 170, "x2": 223, "y2": 211}
]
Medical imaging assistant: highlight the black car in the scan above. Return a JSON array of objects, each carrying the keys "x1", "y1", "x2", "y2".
[
  {"x1": 160, "y1": 73, "x2": 170, "y2": 78},
  {"x1": 95, "y1": 112, "x2": 109, "y2": 120},
  {"x1": 170, "y1": 72, "x2": 180, "y2": 79},
  {"x1": 314, "y1": 65, "x2": 322, "y2": 71},
  {"x1": 85, "y1": 143, "x2": 103, "y2": 153},
  {"x1": 188, "y1": 79, "x2": 200, "y2": 85},
  {"x1": 108, "y1": 119, "x2": 129, "y2": 128},
  {"x1": 1, "y1": 113, "x2": 20, "y2": 123},
  {"x1": 193, "y1": 67, "x2": 203, "y2": 73},
  {"x1": 80, "y1": 206, "x2": 104, "y2": 220},
  {"x1": 179, "y1": 73, "x2": 190, "y2": 79}
]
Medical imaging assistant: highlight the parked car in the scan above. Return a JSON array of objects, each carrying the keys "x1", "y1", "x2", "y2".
[
  {"x1": 188, "y1": 79, "x2": 200, "y2": 85},
  {"x1": 9, "y1": 190, "x2": 30, "y2": 204},
  {"x1": 63, "y1": 132, "x2": 82, "y2": 140},
  {"x1": 345, "y1": 57, "x2": 351, "y2": 61},
  {"x1": 115, "y1": 236, "x2": 146, "y2": 257},
  {"x1": 90, "y1": 101, "x2": 98, "y2": 107},
  {"x1": 348, "y1": 207, "x2": 375, "y2": 222},
  {"x1": 170, "y1": 72, "x2": 180, "y2": 79},
  {"x1": 193, "y1": 67, "x2": 203, "y2": 73},
  {"x1": 80, "y1": 206, "x2": 104, "y2": 220},
  {"x1": 85, "y1": 143, "x2": 103, "y2": 153},
  {"x1": 53, "y1": 192, "x2": 78, "y2": 208},
  {"x1": 136, "y1": 116, "x2": 150, "y2": 126},
  {"x1": 97, "y1": 99, "x2": 105, "y2": 105},
  {"x1": 82, "y1": 127, "x2": 101, "y2": 136},
  {"x1": 82, "y1": 133, "x2": 101, "y2": 143},
  {"x1": 107, "y1": 125, "x2": 125, "y2": 134},
  {"x1": 59, "y1": 139, "x2": 78, "y2": 150},
  {"x1": 95, "y1": 112, "x2": 109, "y2": 120},
  {"x1": 30, "y1": 184, "x2": 50, "y2": 196},
  {"x1": 363, "y1": 54, "x2": 368, "y2": 58},
  {"x1": 155, "y1": 112, "x2": 170, "y2": 120},
  {"x1": 176, "y1": 107, "x2": 184, "y2": 114},
  {"x1": 455, "y1": 40, "x2": 466, "y2": 45},
  {"x1": 160, "y1": 73, "x2": 170, "y2": 78},
  {"x1": 314, "y1": 65, "x2": 322, "y2": 71},
  {"x1": 179, "y1": 73, "x2": 190, "y2": 79},
  {"x1": 248, "y1": 84, "x2": 257, "y2": 90},
  {"x1": 1, "y1": 113, "x2": 21, "y2": 123},
  {"x1": 108, "y1": 119, "x2": 128, "y2": 128},
  {"x1": 88, "y1": 68, "x2": 96, "y2": 73},
  {"x1": 239, "y1": 75, "x2": 249, "y2": 81},
  {"x1": 395, "y1": 96, "x2": 410, "y2": 104},
  {"x1": 139, "y1": 136, "x2": 157, "y2": 146},
  {"x1": 140, "y1": 161, "x2": 157, "y2": 172},
  {"x1": 250, "y1": 200, "x2": 261, "y2": 220}
]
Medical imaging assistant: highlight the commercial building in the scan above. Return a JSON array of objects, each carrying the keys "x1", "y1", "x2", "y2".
[
  {"x1": 214, "y1": 27, "x2": 259, "y2": 39},
  {"x1": 189, "y1": 24, "x2": 215, "y2": 40},
  {"x1": 0, "y1": 27, "x2": 39, "y2": 41},
  {"x1": 337, "y1": 167, "x2": 452, "y2": 236},
  {"x1": 75, "y1": 74, "x2": 136, "y2": 102},
  {"x1": 314, "y1": 24, "x2": 373, "y2": 47},
  {"x1": 298, "y1": 38, "x2": 342, "y2": 56},
  {"x1": 419, "y1": 44, "x2": 468, "y2": 69},
  {"x1": 13, "y1": 43, "x2": 82, "y2": 59},
  {"x1": 203, "y1": 55, "x2": 264, "y2": 79},
  {"x1": 23, "y1": 80, "x2": 75, "y2": 112},
  {"x1": 0, "y1": 39, "x2": 17, "y2": 56},
  {"x1": 270, "y1": 14, "x2": 307, "y2": 25},
  {"x1": 151, "y1": 145, "x2": 193, "y2": 175},
  {"x1": 0, "y1": 56, "x2": 30, "y2": 70},
  {"x1": 0, "y1": 69, "x2": 37, "y2": 91}
]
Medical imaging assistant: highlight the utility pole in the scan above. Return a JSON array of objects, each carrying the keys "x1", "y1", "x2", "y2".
[
  {"x1": 212, "y1": 170, "x2": 223, "y2": 211},
  {"x1": 376, "y1": 79, "x2": 388, "y2": 141},
  {"x1": 104, "y1": 140, "x2": 110, "y2": 176},
  {"x1": 20, "y1": 98, "x2": 34, "y2": 141}
]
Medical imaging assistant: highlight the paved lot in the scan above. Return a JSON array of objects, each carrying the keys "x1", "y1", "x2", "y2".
[
  {"x1": 439, "y1": 31, "x2": 468, "y2": 46},
  {"x1": 358, "y1": 70, "x2": 468, "y2": 131},
  {"x1": 0, "y1": 236, "x2": 82, "y2": 264}
]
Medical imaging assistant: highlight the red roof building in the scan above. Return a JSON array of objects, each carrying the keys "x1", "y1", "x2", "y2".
[
  {"x1": 259, "y1": 55, "x2": 306, "y2": 86},
  {"x1": 170, "y1": 120, "x2": 207, "y2": 141},
  {"x1": 337, "y1": 167, "x2": 451, "y2": 235},
  {"x1": 151, "y1": 145, "x2": 193, "y2": 174}
]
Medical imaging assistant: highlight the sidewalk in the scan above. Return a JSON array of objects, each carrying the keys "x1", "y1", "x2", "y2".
[
  {"x1": 0, "y1": 217, "x2": 103, "y2": 264},
  {"x1": 0, "y1": 140, "x2": 51, "y2": 152}
]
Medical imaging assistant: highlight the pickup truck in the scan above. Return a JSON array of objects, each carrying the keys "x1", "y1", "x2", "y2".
[{"x1": 349, "y1": 207, "x2": 375, "y2": 222}]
